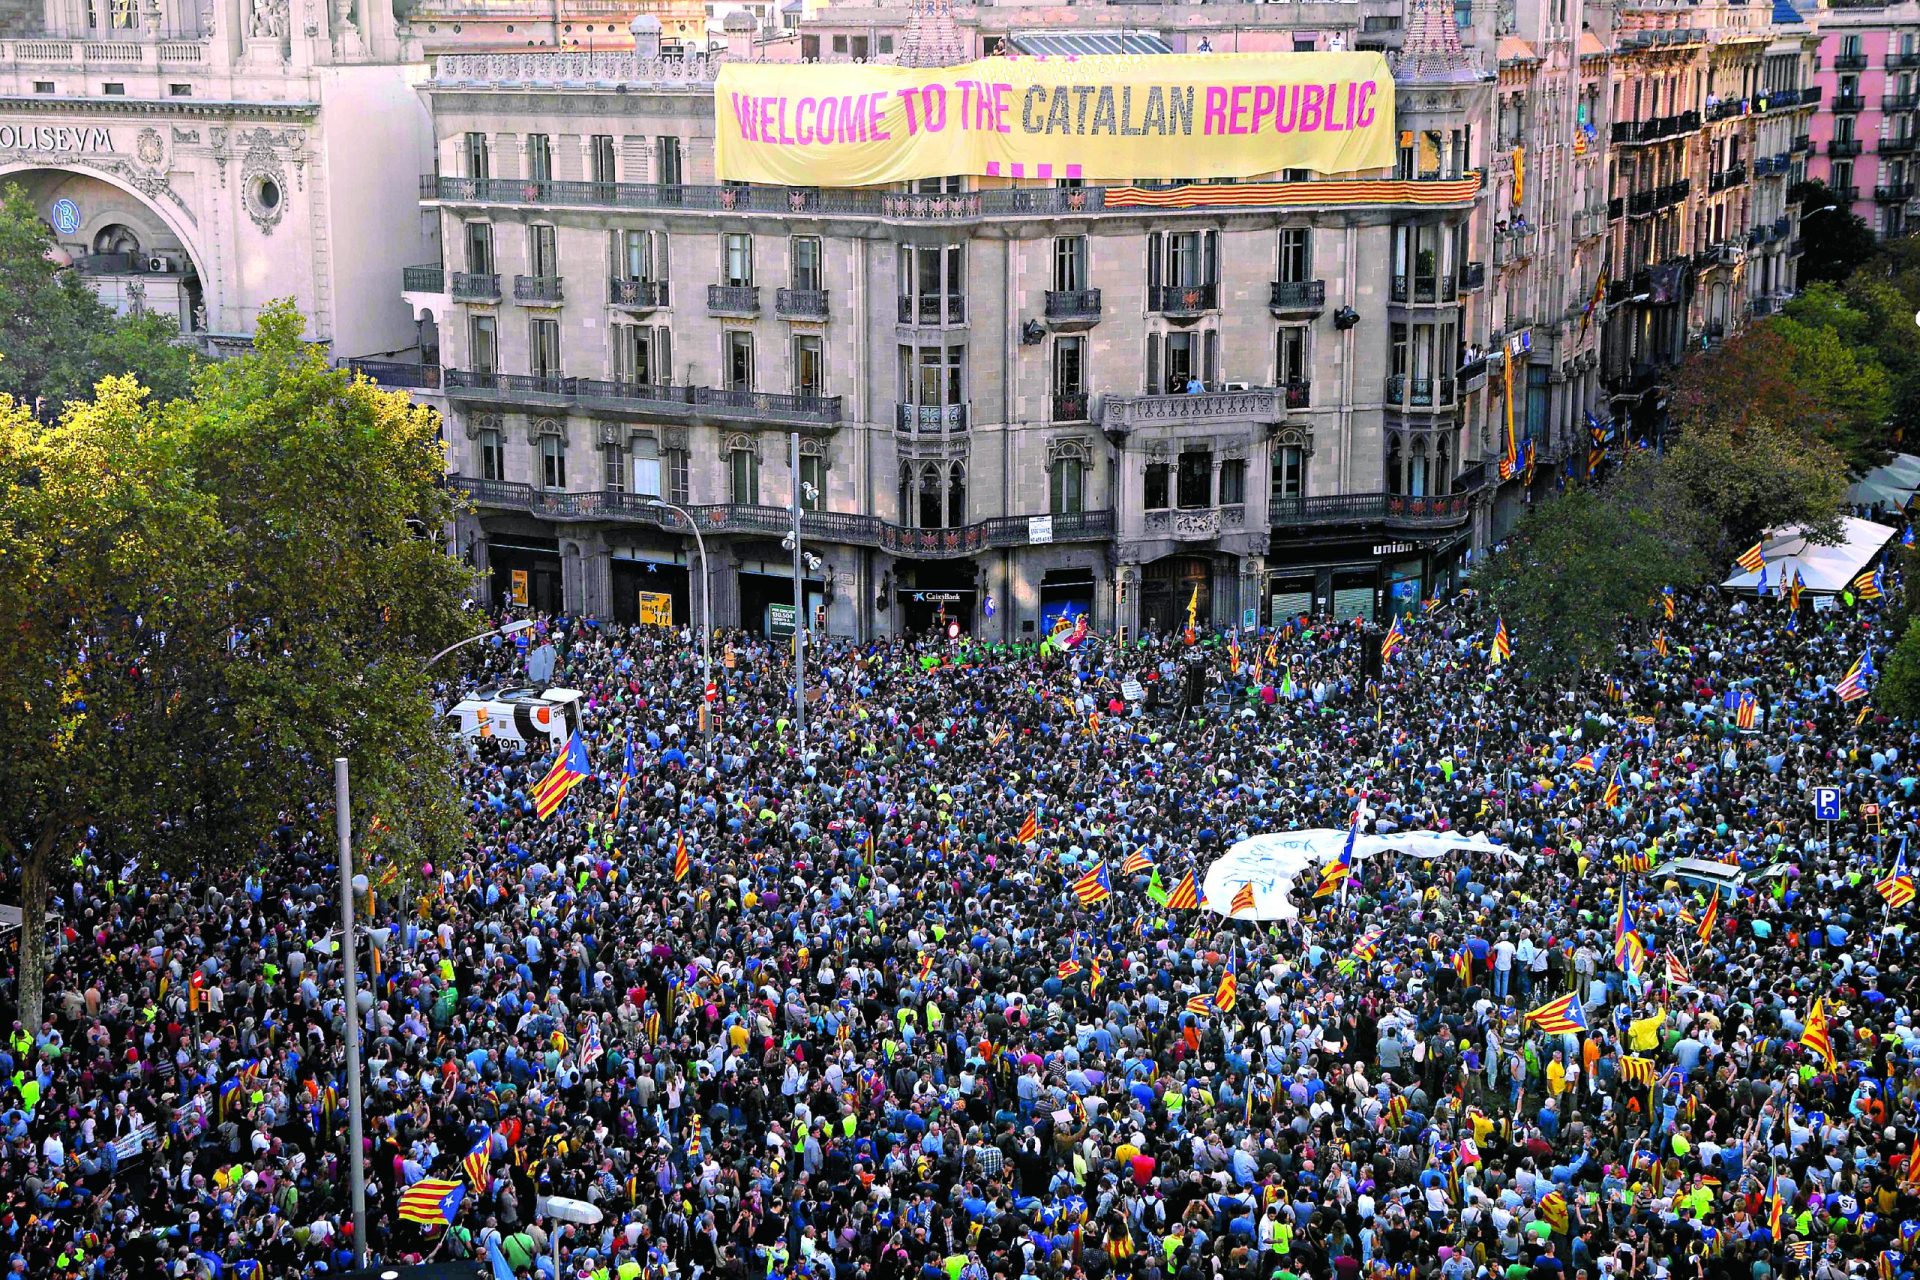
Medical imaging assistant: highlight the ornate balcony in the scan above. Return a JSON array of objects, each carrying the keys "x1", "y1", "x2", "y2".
[
  {"x1": 1100, "y1": 385, "x2": 1296, "y2": 436},
  {"x1": 609, "y1": 278, "x2": 667, "y2": 311},
  {"x1": 707, "y1": 284, "x2": 760, "y2": 316},
  {"x1": 775, "y1": 288, "x2": 829, "y2": 320},
  {"x1": 445, "y1": 369, "x2": 842, "y2": 426},
  {"x1": 1268, "y1": 279, "x2": 1328, "y2": 314},
  {"x1": 1149, "y1": 282, "x2": 1218, "y2": 318},
  {"x1": 1044, "y1": 289, "x2": 1103, "y2": 329},
  {"x1": 451, "y1": 271, "x2": 500, "y2": 302},
  {"x1": 514, "y1": 274, "x2": 564, "y2": 305}
]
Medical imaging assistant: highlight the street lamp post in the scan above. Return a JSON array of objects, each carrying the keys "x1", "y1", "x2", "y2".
[
  {"x1": 326, "y1": 617, "x2": 541, "y2": 1272},
  {"x1": 646, "y1": 498, "x2": 714, "y2": 738},
  {"x1": 790, "y1": 432, "x2": 806, "y2": 757},
  {"x1": 423, "y1": 617, "x2": 536, "y2": 668},
  {"x1": 333, "y1": 758, "x2": 369, "y2": 1272}
]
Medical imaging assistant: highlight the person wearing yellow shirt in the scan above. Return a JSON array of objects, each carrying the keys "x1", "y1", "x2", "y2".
[{"x1": 1545, "y1": 1051, "x2": 1567, "y2": 1099}]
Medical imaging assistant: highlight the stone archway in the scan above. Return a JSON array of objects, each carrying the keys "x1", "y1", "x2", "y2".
[{"x1": 0, "y1": 162, "x2": 213, "y2": 333}]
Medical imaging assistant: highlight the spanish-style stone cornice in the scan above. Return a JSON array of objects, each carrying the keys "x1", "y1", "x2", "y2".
[{"x1": 0, "y1": 96, "x2": 318, "y2": 120}]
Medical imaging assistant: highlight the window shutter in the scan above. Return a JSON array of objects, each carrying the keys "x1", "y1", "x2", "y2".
[
  {"x1": 1146, "y1": 333, "x2": 1160, "y2": 395},
  {"x1": 622, "y1": 135, "x2": 649, "y2": 182}
]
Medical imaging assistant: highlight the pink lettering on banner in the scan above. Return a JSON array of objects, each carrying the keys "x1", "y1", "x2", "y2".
[
  {"x1": 1299, "y1": 84, "x2": 1325, "y2": 132},
  {"x1": 1355, "y1": 80, "x2": 1377, "y2": 129},
  {"x1": 993, "y1": 82, "x2": 1014, "y2": 133},
  {"x1": 1250, "y1": 85, "x2": 1277, "y2": 133},
  {"x1": 1037, "y1": 163, "x2": 1052, "y2": 180},
  {"x1": 1203, "y1": 85, "x2": 1229, "y2": 136},
  {"x1": 1228, "y1": 85, "x2": 1251, "y2": 135},
  {"x1": 1065, "y1": 164, "x2": 1082, "y2": 179}
]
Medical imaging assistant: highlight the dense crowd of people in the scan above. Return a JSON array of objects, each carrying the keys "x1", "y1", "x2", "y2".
[{"x1": 4, "y1": 567, "x2": 1919, "y2": 1280}]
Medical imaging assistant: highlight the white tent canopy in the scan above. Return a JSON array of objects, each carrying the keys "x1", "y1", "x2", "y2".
[
  {"x1": 1845, "y1": 453, "x2": 1920, "y2": 508},
  {"x1": 1719, "y1": 516, "x2": 1894, "y2": 596},
  {"x1": 1202, "y1": 829, "x2": 1514, "y2": 922}
]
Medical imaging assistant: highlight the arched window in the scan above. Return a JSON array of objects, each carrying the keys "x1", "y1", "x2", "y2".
[
  {"x1": 1409, "y1": 438, "x2": 1428, "y2": 498},
  {"x1": 1435, "y1": 433, "x2": 1453, "y2": 495},
  {"x1": 728, "y1": 437, "x2": 758, "y2": 504},
  {"x1": 1050, "y1": 454, "x2": 1085, "y2": 515},
  {"x1": 919, "y1": 462, "x2": 944, "y2": 529},
  {"x1": 898, "y1": 463, "x2": 914, "y2": 526},
  {"x1": 947, "y1": 461, "x2": 967, "y2": 528},
  {"x1": 1386, "y1": 434, "x2": 1404, "y2": 496}
]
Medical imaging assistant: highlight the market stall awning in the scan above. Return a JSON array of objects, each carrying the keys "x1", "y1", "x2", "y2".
[{"x1": 1719, "y1": 516, "x2": 1895, "y2": 595}]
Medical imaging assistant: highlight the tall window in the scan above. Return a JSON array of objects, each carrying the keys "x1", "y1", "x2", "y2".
[
  {"x1": 1144, "y1": 458, "x2": 1170, "y2": 510},
  {"x1": 1149, "y1": 330, "x2": 1217, "y2": 394},
  {"x1": 1054, "y1": 336, "x2": 1086, "y2": 396},
  {"x1": 724, "y1": 331, "x2": 754, "y2": 391},
  {"x1": 792, "y1": 236, "x2": 823, "y2": 291},
  {"x1": 464, "y1": 132, "x2": 490, "y2": 180},
  {"x1": 1272, "y1": 445, "x2": 1306, "y2": 501},
  {"x1": 729, "y1": 443, "x2": 759, "y2": 504},
  {"x1": 464, "y1": 222, "x2": 494, "y2": 274},
  {"x1": 469, "y1": 315, "x2": 497, "y2": 374},
  {"x1": 794, "y1": 335, "x2": 824, "y2": 397},
  {"x1": 631, "y1": 435, "x2": 662, "y2": 498},
  {"x1": 1277, "y1": 328, "x2": 1308, "y2": 387},
  {"x1": 898, "y1": 344, "x2": 965, "y2": 421},
  {"x1": 1278, "y1": 228, "x2": 1311, "y2": 282},
  {"x1": 539, "y1": 435, "x2": 566, "y2": 490},
  {"x1": 526, "y1": 134, "x2": 553, "y2": 183},
  {"x1": 478, "y1": 426, "x2": 504, "y2": 481},
  {"x1": 589, "y1": 135, "x2": 616, "y2": 185},
  {"x1": 530, "y1": 319, "x2": 560, "y2": 378},
  {"x1": 1177, "y1": 447, "x2": 1212, "y2": 509},
  {"x1": 656, "y1": 136, "x2": 684, "y2": 186},
  {"x1": 723, "y1": 233, "x2": 754, "y2": 287},
  {"x1": 615, "y1": 325, "x2": 670, "y2": 386},
  {"x1": 665, "y1": 445, "x2": 689, "y2": 505},
  {"x1": 604, "y1": 438, "x2": 627, "y2": 491},
  {"x1": 1219, "y1": 457, "x2": 1246, "y2": 505},
  {"x1": 1147, "y1": 229, "x2": 1218, "y2": 291},
  {"x1": 529, "y1": 225, "x2": 557, "y2": 278},
  {"x1": 799, "y1": 453, "x2": 825, "y2": 511},
  {"x1": 1052, "y1": 236, "x2": 1088, "y2": 292},
  {"x1": 1050, "y1": 450, "x2": 1085, "y2": 514},
  {"x1": 900, "y1": 244, "x2": 965, "y2": 323}
]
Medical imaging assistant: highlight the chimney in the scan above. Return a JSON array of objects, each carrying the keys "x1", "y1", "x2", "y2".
[
  {"x1": 630, "y1": 13, "x2": 662, "y2": 57},
  {"x1": 723, "y1": 10, "x2": 756, "y2": 59}
]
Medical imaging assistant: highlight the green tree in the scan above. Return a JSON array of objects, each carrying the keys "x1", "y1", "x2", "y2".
[
  {"x1": 0, "y1": 301, "x2": 472, "y2": 1032},
  {"x1": 1482, "y1": 453, "x2": 1709, "y2": 682},
  {"x1": 1877, "y1": 616, "x2": 1920, "y2": 723},
  {"x1": 0, "y1": 186, "x2": 195, "y2": 410},
  {"x1": 1673, "y1": 319, "x2": 1892, "y2": 471},
  {"x1": 1771, "y1": 316, "x2": 1895, "y2": 470},
  {"x1": 1660, "y1": 414, "x2": 1846, "y2": 560},
  {"x1": 1793, "y1": 179, "x2": 1878, "y2": 286}
]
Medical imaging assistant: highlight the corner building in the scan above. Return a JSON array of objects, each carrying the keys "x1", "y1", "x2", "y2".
[
  {"x1": 420, "y1": 4, "x2": 1505, "y2": 638},
  {"x1": 0, "y1": 0, "x2": 433, "y2": 357}
]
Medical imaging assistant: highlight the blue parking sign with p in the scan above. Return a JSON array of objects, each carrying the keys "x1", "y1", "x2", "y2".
[{"x1": 1814, "y1": 787, "x2": 1841, "y2": 821}]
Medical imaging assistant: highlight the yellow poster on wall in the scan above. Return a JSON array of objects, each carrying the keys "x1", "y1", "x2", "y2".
[
  {"x1": 714, "y1": 52, "x2": 1397, "y2": 186},
  {"x1": 637, "y1": 591, "x2": 674, "y2": 626},
  {"x1": 509, "y1": 569, "x2": 529, "y2": 606}
]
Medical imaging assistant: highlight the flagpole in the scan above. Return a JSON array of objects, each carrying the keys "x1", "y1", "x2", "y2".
[{"x1": 334, "y1": 758, "x2": 369, "y2": 1272}]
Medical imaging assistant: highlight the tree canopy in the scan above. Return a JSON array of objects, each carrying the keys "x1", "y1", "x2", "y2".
[
  {"x1": 0, "y1": 301, "x2": 472, "y2": 1031},
  {"x1": 0, "y1": 185, "x2": 194, "y2": 410}
]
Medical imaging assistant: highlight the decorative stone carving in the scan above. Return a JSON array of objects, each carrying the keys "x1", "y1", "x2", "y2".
[
  {"x1": 240, "y1": 129, "x2": 287, "y2": 234},
  {"x1": 723, "y1": 432, "x2": 759, "y2": 459},
  {"x1": 524, "y1": 415, "x2": 566, "y2": 445},
  {"x1": 1271, "y1": 425, "x2": 1315, "y2": 456},
  {"x1": 171, "y1": 127, "x2": 201, "y2": 146},
  {"x1": 796, "y1": 435, "x2": 826, "y2": 458},
  {"x1": 1046, "y1": 435, "x2": 1093, "y2": 464},
  {"x1": 134, "y1": 127, "x2": 164, "y2": 171},
  {"x1": 462, "y1": 411, "x2": 502, "y2": 440},
  {"x1": 250, "y1": 0, "x2": 288, "y2": 40}
]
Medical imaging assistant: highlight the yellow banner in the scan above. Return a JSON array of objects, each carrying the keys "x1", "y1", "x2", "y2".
[{"x1": 715, "y1": 52, "x2": 1396, "y2": 186}]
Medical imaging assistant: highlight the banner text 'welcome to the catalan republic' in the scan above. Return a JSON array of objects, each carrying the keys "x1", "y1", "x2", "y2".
[{"x1": 713, "y1": 53, "x2": 1398, "y2": 186}]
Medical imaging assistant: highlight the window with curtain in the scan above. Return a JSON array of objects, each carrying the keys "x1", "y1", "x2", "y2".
[{"x1": 631, "y1": 435, "x2": 661, "y2": 498}]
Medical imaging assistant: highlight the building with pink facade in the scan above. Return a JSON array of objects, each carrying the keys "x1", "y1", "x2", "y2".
[{"x1": 1809, "y1": 0, "x2": 1920, "y2": 237}]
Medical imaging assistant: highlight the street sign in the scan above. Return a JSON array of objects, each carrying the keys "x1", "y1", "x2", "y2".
[
  {"x1": 704, "y1": 682, "x2": 718, "y2": 703},
  {"x1": 1814, "y1": 787, "x2": 1842, "y2": 822}
]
